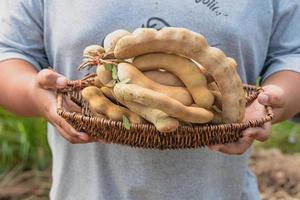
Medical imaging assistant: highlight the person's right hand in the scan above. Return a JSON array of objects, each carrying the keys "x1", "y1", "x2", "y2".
[{"x1": 29, "y1": 69, "x2": 96, "y2": 144}]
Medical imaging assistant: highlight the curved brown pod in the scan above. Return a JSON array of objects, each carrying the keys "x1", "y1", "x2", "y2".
[
  {"x1": 82, "y1": 86, "x2": 144, "y2": 124},
  {"x1": 143, "y1": 70, "x2": 184, "y2": 87},
  {"x1": 114, "y1": 27, "x2": 245, "y2": 123},
  {"x1": 115, "y1": 97, "x2": 179, "y2": 133},
  {"x1": 83, "y1": 45, "x2": 105, "y2": 57},
  {"x1": 133, "y1": 53, "x2": 214, "y2": 109},
  {"x1": 114, "y1": 83, "x2": 214, "y2": 124},
  {"x1": 117, "y1": 62, "x2": 194, "y2": 106},
  {"x1": 96, "y1": 65, "x2": 113, "y2": 85},
  {"x1": 103, "y1": 29, "x2": 131, "y2": 53}
]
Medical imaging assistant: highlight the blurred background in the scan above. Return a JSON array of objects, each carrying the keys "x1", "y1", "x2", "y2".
[{"x1": 0, "y1": 107, "x2": 299, "y2": 200}]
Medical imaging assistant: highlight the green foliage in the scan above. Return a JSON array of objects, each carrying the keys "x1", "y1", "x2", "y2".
[
  {"x1": 255, "y1": 121, "x2": 300, "y2": 154},
  {"x1": 104, "y1": 63, "x2": 119, "y2": 82},
  {"x1": 112, "y1": 65, "x2": 119, "y2": 81},
  {"x1": 0, "y1": 107, "x2": 50, "y2": 174},
  {"x1": 104, "y1": 63, "x2": 114, "y2": 71},
  {"x1": 122, "y1": 115, "x2": 131, "y2": 130}
]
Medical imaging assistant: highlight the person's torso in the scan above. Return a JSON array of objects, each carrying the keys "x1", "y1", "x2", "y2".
[
  {"x1": 45, "y1": 0, "x2": 274, "y2": 83},
  {"x1": 45, "y1": 1, "x2": 275, "y2": 199}
]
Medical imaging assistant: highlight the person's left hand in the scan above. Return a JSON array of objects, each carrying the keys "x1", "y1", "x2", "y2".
[{"x1": 208, "y1": 84, "x2": 285, "y2": 155}]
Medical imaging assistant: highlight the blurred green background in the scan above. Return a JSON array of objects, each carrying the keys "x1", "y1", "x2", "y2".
[{"x1": 0, "y1": 107, "x2": 50, "y2": 174}]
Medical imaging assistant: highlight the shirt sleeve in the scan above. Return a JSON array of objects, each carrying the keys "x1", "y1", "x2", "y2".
[
  {"x1": 261, "y1": 0, "x2": 300, "y2": 82},
  {"x1": 0, "y1": 0, "x2": 48, "y2": 70}
]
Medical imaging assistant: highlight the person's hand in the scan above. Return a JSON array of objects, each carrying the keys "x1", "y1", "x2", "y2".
[
  {"x1": 209, "y1": 85, "x2": 285, "y2": 155},
  {"x1": 28, "y1": 69, "x2": 97, "y2": 144}
]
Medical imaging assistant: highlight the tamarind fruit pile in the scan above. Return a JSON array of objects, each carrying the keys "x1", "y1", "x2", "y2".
[{"x1": 79, "y1": 27, "x2": 246, "y2": 132}]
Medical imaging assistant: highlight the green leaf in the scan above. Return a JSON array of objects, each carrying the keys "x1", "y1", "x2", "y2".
[
  {"x1": 256, "y1": 76, "x2": 262, "y2": 86},
  {"x1": 122, "y1": 115, "x2": 131, "y2": 130},
  {"x1": 104, "y1": 63, "x2": 114, "y2": 72},
  {"x1": 112, "y1": 65, "x2": 119, "y2": 82}
]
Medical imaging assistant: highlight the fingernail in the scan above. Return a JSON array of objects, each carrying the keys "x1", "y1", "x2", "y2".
[
  {"x1": 259, "y1": 94, "x2": 269, "y2": 105},
  {"x1": 56, "y1": 77, "x2": 67, "y2": 88}
]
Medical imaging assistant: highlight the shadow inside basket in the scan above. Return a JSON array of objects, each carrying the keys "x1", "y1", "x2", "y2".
[{"x1": 56, "y1": 74, "x2": 273, "y2": 150}]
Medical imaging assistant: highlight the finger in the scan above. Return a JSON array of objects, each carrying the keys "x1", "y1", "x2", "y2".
[
  {"x1": 258, "y1": 86, "x2": 285, "y2": 108},
  {"x1": 37, "y1": 69, "x2": 67, "y2": 89},
  {"x1": 48, "y1": 108, "x2": 92, "y2": 142},
  {"x1": 258, "y1": 93, "x2": 285, "y2": 108},
  {"x1": 209, "y1": 136, "x2": 254, "y2": 155},
  {"x1": 55, "y1": 118, "x2": 91, "y2": 142},
  {"x1": 243, "y1": 122, "x2": 272, "y2": 142},
  {"x1": 54, "y1": 124, "x2": 89, "y2": 144}
]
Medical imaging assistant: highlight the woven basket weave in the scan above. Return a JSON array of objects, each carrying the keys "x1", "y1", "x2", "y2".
[{"x1": 57, "y1": 74, "x2": 273, "y2": 150}]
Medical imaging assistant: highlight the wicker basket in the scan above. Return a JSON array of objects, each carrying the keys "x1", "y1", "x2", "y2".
[{"x1": 56, "y1": 74, "x2": 273, "y2": 150}]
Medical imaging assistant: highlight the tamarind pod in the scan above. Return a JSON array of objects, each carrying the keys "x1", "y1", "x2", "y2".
[
  {"x1": 117, "y1": 63, "x2": 193, "y2": 106},
  {"x1": 210, "y1": 113, "x2": 223, "y2": 124},
  {"x1": 143, "y1": 70, "x2": 184, "y2": 87},
  {"x1": 211, "y1": 91, "x2": 222, "y2": 111},
  {"x1": 101, "y1": 86, "x2": 117, "y2": 102},
  {"x1": 104, "y1": 29, "x2": 131, "y2": 53},
  {"x1": 133, "y1": 53, "x2": 214, "y2": 108},
  {"x1": 208, "y1": 82, "x2": 222, "y2": 110},
  {"x1": 114, "y1": 83, "x2": 214, "y2": 123},
  {"x1": 208, "y1": 82, "x2": 219, "y2": 91},
  {"x1": 201, "y1": 67, "x2": 215, "y2": 84},
  {"x1": 114, "y1": 27, "x2": 245, "y2": 123},
  {"x1": 78, "y1": 45, "x2": 105, "y2": 70},
  {"x1": 96, "y1": 65, "x2": 113, "y2": 85},
  {"x1": 101, "y1": 86, "x2": 134, "y2": 107},
  {"x1": 83, "y1": 45, "x2": 105, "y2": 57},
  {"x1": 189, "y1": 103, "x2": 222, "y2": 124},
  {"x1": 132, "y1": 57, "x2": 213, "y2": 88},
  {"x1": 81, "y1": 86, "x2": 144, "y2": 124},
  {"x1": 116, "y1": 97, "x2": 179, "y2": 133},
  {"x1": 194, "y1": 63, "x2": 215, "y2": 84},
  {"x1": 94, "y1": 76, "x2": 104, "y2": 88}
]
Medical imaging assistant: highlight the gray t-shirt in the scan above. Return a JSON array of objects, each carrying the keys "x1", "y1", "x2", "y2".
[{"x1": 1, "y1": 0, "x2": 300, "y2": 199}]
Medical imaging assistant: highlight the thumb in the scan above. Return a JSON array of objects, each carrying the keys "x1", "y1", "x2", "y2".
[
  {"x1": 36, "y1": 69, "x2": 67, "y2": 89},
  {"x1": 258, "y1": 85, "x2": 285, "y2": 108}
]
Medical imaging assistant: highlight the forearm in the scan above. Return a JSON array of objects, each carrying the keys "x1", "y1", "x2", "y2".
[
  {"x1": 0, "y1": 59, "x2": 40, "y2": 116},
  {"x1": 262, "y1": 70, "x2": 300, "y2": 123}
]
